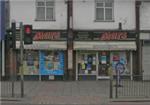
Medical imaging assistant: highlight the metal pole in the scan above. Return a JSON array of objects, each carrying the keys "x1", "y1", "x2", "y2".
[
  {"x1": 11, "y1": 21, "x2": 16, "y2": 97},
  {"x1": 115, "y1": 70, "x2": 118, "y2": 98},
  {"x1": 0, "y1": 41, "x2": 2, "y2": 81},
  {"x1": 2, "y1": 40, "x2": 5, "y2": 77},
  {"x1": 109, "y1": 67, "x2": 113, "y2": 98},
  {"x1": 130, "y1": 51, "x2": 133, "y2": 80},
  {"x1": 20, "y1": 22, "x2": 24, "y2": 97},
  {"x1": 10, "y1": 48, "x2": 14, "y2": 97},
  {"x1": 109, "y1": 76, "x2": 113, "y2": 98}
]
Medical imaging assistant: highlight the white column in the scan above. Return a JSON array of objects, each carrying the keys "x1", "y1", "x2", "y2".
[
  {"x1": 2, "y1": 40, "x2": 5, "y2": 76},
  {"x1": 130, "y1": 51, "x2": 133, "y2": 80}
]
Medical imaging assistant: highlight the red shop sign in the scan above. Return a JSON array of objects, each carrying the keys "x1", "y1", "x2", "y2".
[
  {"x1": 100, "y1": 32, "x2": 127, "y2": 40},
  {"x1": 33, "y1": 32, "x2": 60, "y2": 40}
]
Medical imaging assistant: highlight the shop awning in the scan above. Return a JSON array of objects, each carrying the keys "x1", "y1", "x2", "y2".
[
  {"x1": 74, "y1": 41, "x2": 136, "y2": 50},
  {"x1": 140, "y1": 33, "x2": 150, "y2": 40},
  {"x1": 16, "y1": 41, "x2": 67, "y2": 50}
]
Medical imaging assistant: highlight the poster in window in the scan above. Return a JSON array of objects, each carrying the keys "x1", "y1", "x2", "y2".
[
  {"x1": 39, "y1": 51, "x2": 64, "y2": 75},
  {"x1": 21, "y1": 51, "x2": 39, "y2": 75},
  {"x1": 88, "y1": 55, "x2": 93, "y2": 64},
  {"x1": 101, "y1": 56, "x2": 107, "y2": 64},
  {"x1": 27, "y1": 53, "x2": 34, "y2": 66}
]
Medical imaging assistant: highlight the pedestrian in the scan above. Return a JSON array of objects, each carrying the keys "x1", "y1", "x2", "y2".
[{"x1": 108, "y1": 64, "x2": 113, "y2": 79}]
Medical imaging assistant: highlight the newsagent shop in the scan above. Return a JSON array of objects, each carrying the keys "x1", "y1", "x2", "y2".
[
  {"x1": 73, "y1": 31, "x2": 137, "y2": 80},
  {"x1": 15, "y1": 30, "x2": 67, "y2": 80}
]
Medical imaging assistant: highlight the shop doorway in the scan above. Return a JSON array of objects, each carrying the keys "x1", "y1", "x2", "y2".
[{"x1": 97, "y1": 52, "x2": 110, "y2": 79}]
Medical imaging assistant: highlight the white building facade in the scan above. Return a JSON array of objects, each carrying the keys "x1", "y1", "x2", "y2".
[
  {"x1": 73, "y1": 0, "x2": 136, "y2": 30},
  {"x1": 10, "y1": 0, "x2": 68, "y2": 80},
  {"x1": 140, "y1": 1, "x2": 150, "y2": 80},
  {"x1": 73, "y1": 0, "x2": 137, "y2": 80},
  {"x1": 9, "y1": 0, "x2": 138, "y2": 80}
]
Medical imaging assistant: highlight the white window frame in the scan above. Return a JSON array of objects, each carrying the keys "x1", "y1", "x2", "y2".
[
  {"x1": 36, "y1": 0, "x2": 55, "y2": 21},
  {"x1": 95, "y1": 0, "x2": 114, "y2": 22}
]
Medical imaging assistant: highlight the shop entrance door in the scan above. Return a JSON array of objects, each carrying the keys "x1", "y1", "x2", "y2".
[{"x1": 97, "y1": 52, "x2": 110, "y2": 79}]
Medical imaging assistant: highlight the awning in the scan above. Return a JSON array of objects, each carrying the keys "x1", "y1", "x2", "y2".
[
  {"x1": 74, "y1": 41, "x2": 136, "y2": 50},
  {"x1": 16, "y1": 41, "x2": 67, "y2": 50},
  {"x1": 140, "y1": 33, "x2": 150, "y2": 40}
]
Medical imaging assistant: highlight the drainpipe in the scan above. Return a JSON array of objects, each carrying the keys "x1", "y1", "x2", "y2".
[
  {"x1": 67, "y1": 0, "x2": 73, "y2": 80},
  {"x1": 135, "y1": 1, "x2": 142, "y2": 76},
  {"x1": 1, "y1": 0, "x2": 6, "y2": 79}
]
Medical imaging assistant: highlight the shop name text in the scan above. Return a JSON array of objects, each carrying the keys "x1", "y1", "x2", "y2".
[
  {"x1": 33, "y1": 32, "x2": 60, "y2": 40},
  {"x1": 100, "y1": 32, "x2": 127, "y2": 40}
]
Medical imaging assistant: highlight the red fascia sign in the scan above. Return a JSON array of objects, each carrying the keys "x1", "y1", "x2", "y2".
[
  {"x1": 33, "y1": 32, "x2": 60, "y2": 40},
  {"x1": 100, "y1": 32, "x2": 127, "y2": 40}
]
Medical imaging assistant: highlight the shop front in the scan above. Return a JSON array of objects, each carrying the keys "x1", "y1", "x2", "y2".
[
  {"x1": 140, "y1": 33, "x2": 150, "y2": 80},
  {"x1": 74, "y1": 31, "x2": 137, "y2": 80},
  {"x1": 16, "y1": 30, "x2": 67, "y2": 80}
]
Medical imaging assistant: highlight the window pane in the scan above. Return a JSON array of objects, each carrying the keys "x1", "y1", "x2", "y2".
[
  {"x1": 46, "y1": 8, "x2": 54, "y2": 20},
  {"x1": 105, "y1": 8, "x2": 112, "y2": 20},
  {"x1": 105, "y1": 2, "x2": 112, "y2": 7},
  {"x1": 37, "y1": 1, "x2": 45, "y2": 6},
  {"x1": 37, "y1": 7, "x2": 45, "y2": 20},
  {"x1": 46, "y1": 0, "x2": 54, "y2": 6},
  {"x1": 96, "y1": 8, "x2": 104, "y2": 20},
  {"x1": 96, "y1": 2, "x2": 103, "y2": 7}
]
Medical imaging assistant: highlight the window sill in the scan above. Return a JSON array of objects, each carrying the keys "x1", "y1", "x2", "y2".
[
  {"x1": 94, "y1": 20, "x2": 115, "y2": 22},
  {"x1": 35, "y1": 19, "x2": 56, "y2": 22}
]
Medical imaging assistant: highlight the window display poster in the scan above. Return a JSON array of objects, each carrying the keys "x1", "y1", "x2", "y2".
[
  {"x1": 110, "y1": 52, "x2": 130, "y2": 75},
  {"x1": 18, "y1": 51, "x2": 39, "y2": 75},
  {"x1": 39, "y1": 51, "x2": 64, "y2": 75},
  {"x1": 101, "y1": 56, "x2": 107, "y2": 64},
  {"x1": 113, "y1": 55, "x2": 120, "y2": 61},
  {"x1": 22, "y1": 61, "x2": 39, "y2": 75},
  {"x1": 87, "y1": 55, "x2": 93, "y2": 64},
  {"x1": 27, "y1": 53, "x2": 34, "y2": 66}
]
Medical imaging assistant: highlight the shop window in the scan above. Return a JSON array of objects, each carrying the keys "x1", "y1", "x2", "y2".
[
  {"x1": 39, "y1": 51, "x2": 64, "y2": 75},
  {"x1": 95, "y1": 0, "x2": 114, "y2": 21},
  {"x1": 78, "y1": 52, "x2": 97, "y2": 75},
  {"x1": 110, "y1": 52, "x2": 131, "y2": 75},
  {"x1": 36, "y1": 0, "x2": 55, "y2": 21},
  {"x1": 17, "y1": 50, "x2": 39, "y2": 75}
]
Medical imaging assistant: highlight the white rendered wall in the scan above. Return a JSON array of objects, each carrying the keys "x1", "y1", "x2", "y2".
[
  {"x1": 73, "y1": 0, "x2": 136, "y2": 30},
  {"x1": 140, "y1": 2, "x2": 150, "y2": 30},
  {"x1": 10, "y1": 0, "x2": 67, "y2": 30}
]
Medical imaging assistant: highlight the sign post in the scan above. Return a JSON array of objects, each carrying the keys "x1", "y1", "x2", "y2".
[{"x1": 115, "y1": 62, "x2": 125, "y2": 87}]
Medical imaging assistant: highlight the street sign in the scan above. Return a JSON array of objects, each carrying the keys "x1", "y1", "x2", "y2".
[
  {"x1": 115, "y1": 62, "x2": 125, "y2": 74},
  {"x1": 115, "y1": 62, "x2": 125, "y2": 87}
]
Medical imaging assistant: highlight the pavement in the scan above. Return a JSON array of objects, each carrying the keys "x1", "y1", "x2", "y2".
[{"x1": 1, "y1": 80, "x2": 150, "y2": 105}]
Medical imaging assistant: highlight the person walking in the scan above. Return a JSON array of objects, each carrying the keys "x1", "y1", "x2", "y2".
[{"x1": 108, "y1": 64, "x2": 113, "y2": 79}]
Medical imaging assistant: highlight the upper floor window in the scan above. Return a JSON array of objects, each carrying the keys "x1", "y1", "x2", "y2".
[
  {"x1": 36, "y1": 0, "x2": 55, "y2": 21},
  {"x1": 95, "y1": 0, "x2": 114, "y2": 21}
]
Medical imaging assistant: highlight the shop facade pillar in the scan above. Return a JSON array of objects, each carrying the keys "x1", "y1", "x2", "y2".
[{"x1": 67, "y1": 0, "x2": 74, "y2": 80}]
